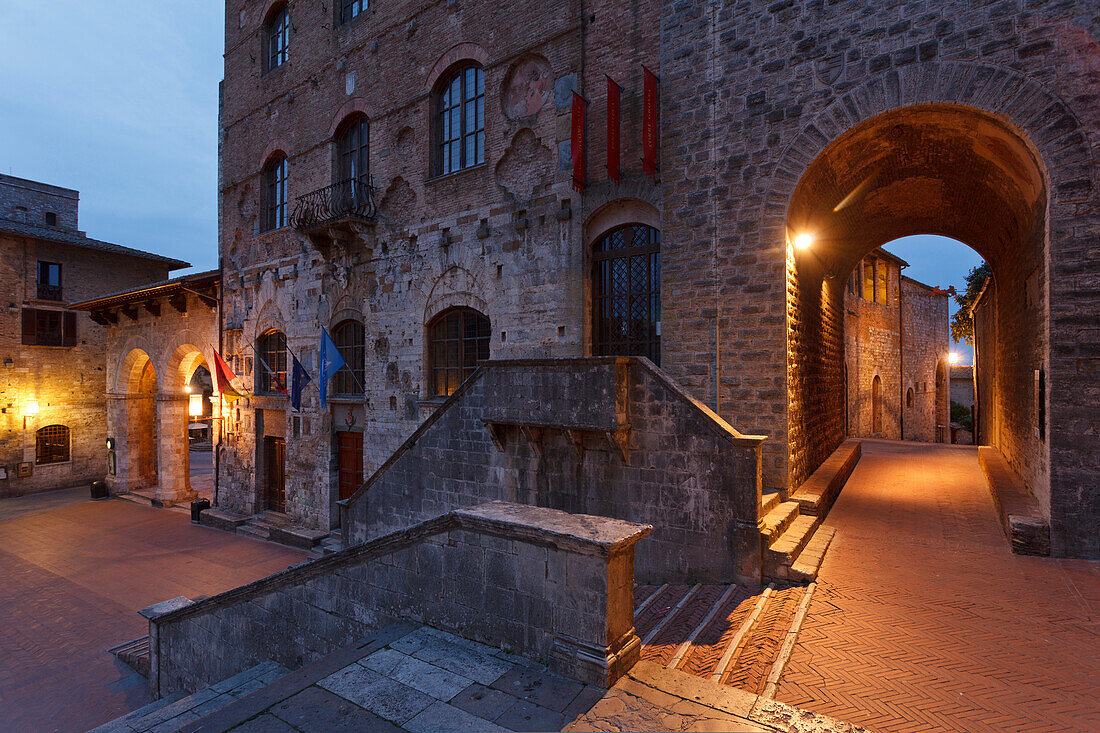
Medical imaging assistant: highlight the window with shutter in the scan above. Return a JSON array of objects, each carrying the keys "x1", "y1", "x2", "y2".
[
  {"x1": 63, "y1": 312, "x2": 78, "y2": 347},
  {"x1": 22, "y1": 309, "x2": 36, "y2": 345}
]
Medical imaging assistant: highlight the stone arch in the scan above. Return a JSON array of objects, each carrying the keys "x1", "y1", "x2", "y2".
[
  {"x1": 328, "y1": 98, "x2": 375, "y2": 139},
  {"x1": 260, "y1": 139, "x2": 292, "y2": 172},
  {"x1": 160, "y1": 332, "x2": 217, "y2": 395},
  {"x1": 584, "y1": 198, "x2": 661, "y2": 248},
  {"x1": 116, "y1": 346, "x2": 158, "y2": 394},
  {"x1": 775, "y1": 59, "x2": 1097, "y2": 536},
  {"x1": 423, "y1": 266, "x2": 488, "y2": 325},
  {"x1": 426, "y1": 42, "x2": 489, "y2": 91}
]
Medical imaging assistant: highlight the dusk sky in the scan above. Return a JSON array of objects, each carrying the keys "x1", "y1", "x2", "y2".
[{"x1": 0, "y1": 3, "x2": 982, "y2": 362}]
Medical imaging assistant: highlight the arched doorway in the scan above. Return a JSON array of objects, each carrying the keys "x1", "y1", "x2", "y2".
[
  {"x1": 161, "y1": 342, "x2": 215, "y2": 506},
  {"x1": 591, "y1": 223, "x2": 662, "y2": 365},
  {"x1": 786, "y1": 104, "x2": 1048, "y2": 512},
  {"x1": 871, "y1": 375, "x2": 882, "y2": 436},
  {"x1": 114, "y1": 349, "x2": 158, "y2": 495}
]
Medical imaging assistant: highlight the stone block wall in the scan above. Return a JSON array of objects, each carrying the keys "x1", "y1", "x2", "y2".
[
  {"x1": 843, "y1": 256, "x2": 902, "y2": 441},
  {"x1": 145, "y1": 501, "x2": 651, "y2": 695},
  {"x1": 343, "y1": 357, "x2": 766, "y2": 584},
  {"x1": 901, "y1": 277, "x2": 950, "y2": 443}
]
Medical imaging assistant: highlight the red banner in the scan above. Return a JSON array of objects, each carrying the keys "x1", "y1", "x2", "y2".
[
  {"x1": 606, "y1": 76, "x2": 621, "y2": 183},
  {"x1": 213, "y1": 349, "x2": 245, "y2": 402},
  {"x1": 571, "y1": 91, "x2": 587, "y2": 192},
  {"x1": 642, "y1": 66, "x2": 659, "y2": 179}
]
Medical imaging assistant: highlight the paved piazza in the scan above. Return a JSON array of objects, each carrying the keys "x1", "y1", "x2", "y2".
[
  {"x1": 0, "y1": 494, "x2": 305, "y2": 732},
  {"x1": 777, "y1": 440, "x2": 1100, "y2": 733}
]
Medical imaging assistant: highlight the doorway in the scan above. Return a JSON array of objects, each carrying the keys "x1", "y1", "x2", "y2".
[
  {"x1": 335, "y1": 431, "x2": 363, "y2": 503},
  {"x1": 264, "y1": 435, "x2": 286, "y2": 512}
]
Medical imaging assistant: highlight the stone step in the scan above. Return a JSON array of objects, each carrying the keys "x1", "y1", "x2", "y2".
[
  {"x1": 760, "y1": 491, "x2": 783, "y2": 516},
  {"x1": 235, "y1": 524, "x2": 271, "y2": 541},
  {"x1": 90, "y1": 661, "x2": 290, "y2": 733},
  {"x1": 761, "y1": 501, "x2": 801, "y2": 547},
  {"x1": 763, "y1": 514, "x2": 821, "y2": 581},
  {"x1": 788, "y1": 527, "x2": 837, "y2": 583},
  {"x1": 199, "y1": 507, "x2": 249, "y2": 533},
  {"x1": 108, "y1": 635, "x2": 151, "y2": 678}
]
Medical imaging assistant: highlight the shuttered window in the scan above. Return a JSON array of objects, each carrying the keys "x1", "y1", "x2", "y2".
[{"x1": 21, "y1": 308, "x2": 76, "y2": 347}]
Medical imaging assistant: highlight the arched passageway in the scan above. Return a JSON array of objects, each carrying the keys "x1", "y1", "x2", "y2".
[
  {"x1": 786, "y1": 104, "x2": 1049, "y2": 517},
  {"x1": 112, "y1": 349, "x2": 159, "y2": 494}
]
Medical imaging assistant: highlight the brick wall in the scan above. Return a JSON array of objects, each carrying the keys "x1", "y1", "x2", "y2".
[
  {"x1": 146, "y1": 502, "x2": 649, "y2": 695},
  {"x1": 0, "y1": 174, "x2": 78, "y2": 230},
  {"x1": 0, "y1": 233, "x2": 174, "y2": 497},
  {"x1": 342, "y1": 358, "x2": 765, "y2": 584}
]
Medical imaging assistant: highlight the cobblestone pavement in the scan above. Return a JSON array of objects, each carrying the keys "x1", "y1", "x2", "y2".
[
  {"x1": 776, "y1": 439, "x2": 1100, "y2": 732},
  {"x1": 0, "y1": 498, "x2": 306, "y2": 732}
]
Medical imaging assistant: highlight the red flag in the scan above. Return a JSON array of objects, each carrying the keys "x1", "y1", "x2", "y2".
[
  {"x1": 642, "y1": 66, "x2": 659, "y2": 179},
  {"x1": 606, "y1": 76, "x2": 620, "y2": 183},
  {"x1": 212, "y1": 349, "x2": 245, "y2": 402},
  {"x1": 571, "y1": 91, "x2": 587, "y2": 193}
]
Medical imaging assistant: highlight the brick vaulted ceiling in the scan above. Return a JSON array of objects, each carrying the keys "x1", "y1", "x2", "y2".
[{"x1": 787, "y1": 104, "x2": 1046, "y2": 279}]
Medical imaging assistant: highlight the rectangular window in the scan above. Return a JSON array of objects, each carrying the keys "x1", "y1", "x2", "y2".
[
  {"x1": 37, "y1": 261, "x2": 62, "y2": 301},
  {"x1": 861, "y1": 260, "x2": 874, "y2": 301},
  {"x1": 339, "y1": 0, "x2": 368, "y2": 23},
  {"x1": 21, "y1": 308, "x2": 76, "y2": 347},
  {"x1": 267, "y1": 8, "x2": 289, "y2": 71},
  {"x1": 876, "y1": 260, "x2": 888, "y2": 305},
  {"x1": 264, "y1": 158, "x2": 288, "y2": 231}
]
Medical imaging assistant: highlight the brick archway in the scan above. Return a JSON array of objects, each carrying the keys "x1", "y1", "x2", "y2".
[{"x1": 771, "y1": 59, "x2": 1096, "y2": 555}]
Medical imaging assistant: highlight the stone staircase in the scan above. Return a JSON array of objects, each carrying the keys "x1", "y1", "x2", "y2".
[
  {"x1": 89, "y1": 660, "x2": 289, "y2": 733},
  {"x1": 108, "y1": 636, "x2": 151, "y2": 679},
  {"x1": 760, "y1": 491, "x2": 837, "y2": 583},
  {"x1": 634, "y1": 581, "x2": 816, "y2": 698},
  {"x1": 199, "y1": 508, "x2": 327, "y2": 550}
]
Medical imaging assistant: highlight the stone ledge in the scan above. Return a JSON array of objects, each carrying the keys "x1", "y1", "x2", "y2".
[
  {"x1": 978, "y1": 446, "x2": 1050, "y2": 556},
  {"x1": 456, "y1": 501, "x2": 652, "y2": 557},
  {"x1": 790, "y1": 439, "x2": 861, "y2": 516}
]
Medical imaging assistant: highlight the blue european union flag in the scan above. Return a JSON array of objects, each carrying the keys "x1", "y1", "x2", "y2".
[{"x1": 290, "y1": 352, "x2": 311, "y2": 411}]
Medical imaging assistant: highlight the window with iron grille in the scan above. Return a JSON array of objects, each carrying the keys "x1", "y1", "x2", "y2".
[
  {"x1": 263, "y1": 156, "x2": 288, "y2": 231},
  {"x1": 339, "y1": 0, "x2": 368, "y2": 23},
  {"x1": 266, "y1": 5, "x2": 289, "y2": 72},
  {"x1": 257, "y1": 329, "x2": 288, "y2": 394},
  {"x1": 337, "y1": 115, "x2": 369, "y2": 208},
  {"x1": 436, "y1": 65, "x2": 485, "y2": 176},
  {"x1": 428, "y1": 308, "x2": 490, "y2": 397},
  {"x1": 333, "y1": 319, "x2": 365, "y2": 396},
  {"x1": 36, "y1": 425, "x2": 70, "y2": 465},
  {"x1": 592, "y1": 224, "x2": 661, "y2": 365},
  {"x1": 21, "y1": 308, "x2": 76, "y2": 347},
  {"x1": 37, "y1": 261, "x2": 62, "y2": 301}
]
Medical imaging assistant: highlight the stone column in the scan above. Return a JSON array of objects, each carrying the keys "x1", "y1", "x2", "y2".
[
  {"x1": 105, "y1": 395, "x2": 132, "y2": 494},
  {"x1": 155, "y1": 394, "x2": 196, "y2": 507}
]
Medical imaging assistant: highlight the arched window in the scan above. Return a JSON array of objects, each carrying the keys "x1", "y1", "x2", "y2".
[
  {"x1": 906, "y1": 387, "x2": 914, "y2": 408},
  {"x1": 257, "y1": 329, "x2": 288, "y2": 394},
  {"x1": 263, "y1": 155, "x2": 288, "y2": 231},
  {"x1": 36, "y1": 425, "x2": 70, "y2": 465},
  {"x1": 332, "y1": 319, "x2": 365, "y2": 396},
  {"x1": 436, "y1": 65, "x2": 485, "y2": 175},
  {"x1": 592, "y1": 224, "x2": 661, "y2": 365},
  {"x1": 872, "y1": 375, "x2": 883, "y2": 434},
  {"x1": 265, "y1": 4, "x2": 289, "y2": 72},
  {"x1": 336, "y1": 116, "x2": 370, "y2": 211},
  {"x1": 428, "y1": 308, "x2": 490, "y2": 397}
]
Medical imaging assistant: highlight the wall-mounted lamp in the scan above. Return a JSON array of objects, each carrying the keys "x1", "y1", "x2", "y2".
[
  {"x1": 3, "y1": 357, "x2": 12, "y2": 368},
  {"x1": 106, "y1": 437, "x2": 115, "y2": 450},
  {"x1": 948, "y1": 352, "x2": 960, "y2": 365},
  {"x1": 24, "y1": 401, "x2": 39, "y2": 416},
  {"x1": 793, "y1": 232, "x2": 814, "y2": 251},
  {"x1": 188, "y1": 394, "x2": 204, "y2": 417}
]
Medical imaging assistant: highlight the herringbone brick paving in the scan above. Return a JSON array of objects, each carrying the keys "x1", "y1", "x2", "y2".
[
  {"x1": 775, "y1": 439, "x2": 1100, "y2": 733},
  {"x1": 640, "y1": 583, "x2": 727, "y2": 666},
  {"x1": 675, "y1": 586, "x2": 753, "y2": 678},
  {"x1": 0, "y1": 497, "x2": 305, "y2": 733},
  {"x1": 722, "y1": 586, "x2": 804, "y2": 694}
]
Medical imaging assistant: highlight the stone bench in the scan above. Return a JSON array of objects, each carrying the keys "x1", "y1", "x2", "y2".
[
  {"x1": 790, "y1": 439, "x2": 861, "y2": 516},
  {"x1": 977, "y1": 447, "x2": 1050, "y2": 556}
]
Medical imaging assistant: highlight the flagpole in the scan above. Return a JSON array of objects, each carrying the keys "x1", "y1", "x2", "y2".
[{"x1": 242, "y1": 341, "x2": 289, "y2": 394}]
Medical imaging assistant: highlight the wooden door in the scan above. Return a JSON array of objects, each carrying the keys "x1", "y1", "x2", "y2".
[
  {"x1": 336, "y1": 431, "x2": 363, "y2": 502},
  {"x1": 264, "y1": 436, "x2": 286, "y2": 512}
]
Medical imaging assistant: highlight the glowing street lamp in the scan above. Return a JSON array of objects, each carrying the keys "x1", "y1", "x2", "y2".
[
  {"x1": 189, "y1": 394, "x2": 204, "y2": 417},
  {"x1": 793, "y1": 232, "x2": 814, "y2": 251},
  {"x1": 948, "y1": 352, "x2": 960, "y2": 365}
]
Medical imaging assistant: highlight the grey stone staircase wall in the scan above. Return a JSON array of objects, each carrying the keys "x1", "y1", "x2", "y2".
[
  {"x1": 341, "y1": 357, "x2": 767, "y2": 584},
  {"x1": 142, "y1": 502, "x2": 651, "y2": 698}
]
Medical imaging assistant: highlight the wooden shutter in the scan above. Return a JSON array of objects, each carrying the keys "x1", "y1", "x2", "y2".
[
  {"x1": 63, "y1": 311, "x2": 78, "y2": 347},
  {"x1": 21, "y1": 309, "x2": 36, "y2": 345}
]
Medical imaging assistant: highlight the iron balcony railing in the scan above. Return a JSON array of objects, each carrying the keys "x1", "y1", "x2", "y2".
[
  {"x1": 37, "y1": 284, "x2": 63, "y2": 301},
  {"x1": 290, "y1": 176, "x2": 377, "y2": 230}
]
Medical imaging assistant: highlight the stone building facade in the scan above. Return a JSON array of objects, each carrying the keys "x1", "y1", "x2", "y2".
[
  {"x1": 843, "y1": 249, "x2": 950, "y2": 443},
  {"x1": 199, "y1": 0, "x2": 1100, "y2": 559},
  {"x1": 0, "y1": 174, "x2": 187, "y2": 497}
]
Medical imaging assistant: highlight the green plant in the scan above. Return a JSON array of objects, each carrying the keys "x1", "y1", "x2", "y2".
[
  {"x1": 951, "y1": 400, "x2": 973, "y2": 432},
  {"x1": 950, "y1": 262, "x2": 992, "y2": 345}
]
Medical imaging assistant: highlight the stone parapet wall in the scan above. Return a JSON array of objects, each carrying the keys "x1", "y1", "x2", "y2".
[
  {"x1": 144, "y1": 501, "x2": 651, "y2": 696},
  {"x1": 342, "y1": 357, "x2": 766, "y2": 584}
]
